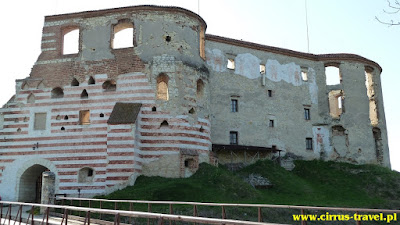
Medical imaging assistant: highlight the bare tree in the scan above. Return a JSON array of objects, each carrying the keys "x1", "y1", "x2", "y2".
[{"x1": 376, "y1": 0, "x2": 400, "y2": 25}]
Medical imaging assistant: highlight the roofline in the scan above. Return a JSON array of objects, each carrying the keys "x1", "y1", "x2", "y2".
[
  {"x1": 206, "y1": 34, "x2": 382, "y2": 73},
  {"x1": 45, "y1": 5, "x2": 207, "y2": 30}
]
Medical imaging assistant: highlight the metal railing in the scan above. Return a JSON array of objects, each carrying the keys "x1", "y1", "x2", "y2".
[
  {"x1": 0, "y1": 201, "x2": 280, "y2": 225},
  {"x1": 57, "y1": 197, "x2": 400, "y2": 225}
]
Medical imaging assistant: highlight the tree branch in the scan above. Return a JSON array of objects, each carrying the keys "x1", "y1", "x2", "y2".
[{"x1": 376, "y1": 0, "x2": 400, "y2": 26}]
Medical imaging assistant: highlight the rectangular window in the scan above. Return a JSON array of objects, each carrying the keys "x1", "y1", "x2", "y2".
[
  {"x1": 79, "y1": 110, "x2": 90, "y2": 125},
  {"x1": 230, "y1": 131, "x2": 238, "y2": 145},
  {"x1": 301, "y1": 67, "x2": 308, "y2": 81},
  {"x1": 304, "y1": 108, "x2": 310, "y2": 120},
  {"x1": 306, "y1": 138, "x2": 313, "y2": 150},
  {"x1": 260, "y1": 64, "x2": 266, "y2": 74},
  {"x1": 269, "y1": 120, "x2": 274, "y2": 127},
  {"x1": 268, "y1": 90, "x2": 272, "y2": 97},
  {"x1": 231, "y1": 99, "x2": 238, "y2": 112},
  {"x1": 34, "y1": 113, "x2": 47, "y2": 130},
  {"x1": 227, "y1": 58, "x2": 235, "y2": 70}
]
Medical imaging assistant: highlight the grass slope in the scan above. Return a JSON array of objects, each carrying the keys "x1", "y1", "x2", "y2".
[{"x1": 101, "y1": 160, "x2": 400, "y2": 209}]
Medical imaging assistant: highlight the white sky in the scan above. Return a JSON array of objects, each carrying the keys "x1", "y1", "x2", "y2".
[{"x1": 0, "y1": 0, "x2": 399, "y2": 170}]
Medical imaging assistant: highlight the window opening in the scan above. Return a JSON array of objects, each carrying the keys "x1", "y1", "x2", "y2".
[
  {"x1": 112, "y1": 21, "x2": 134, "y2": 49},
  {"x1": 365, "y1": 69, "x2": 378, "y2": 126},
  {"x1": 306, "y1": 138, "x2": 313, "y2": 150},
  {"x1": 189, "y1": 108, "x2": 195, "y2": 114},
  {"x1": 199, "y1": 26, "x2": 205, "y2": 59},
  {"x1": 160, "y1": 120, "x2": 169, "y2": 128},
  {"x1": 34, "y1": 113, "x2": 47, "y2": 130},
  {"x1": 325, "y1": 65, "x2": 341, "y2": 85},
  {"x1": 269, "y1": 120, "x2": 274, "y2": 127},
  {"x1": 71, "y1": 78, "x2": 79, "y2": 86},
  {"x1": 61, "y1": 127, "x2": 65, "y2": 131},
  {"x1": 157, "y1": 74, "x2": 169, "y2": 100},
  {"x1": 79, "y1": 110, "x2": 90, "y2": 125},
  {"x1": 152, "y1": 106, "x2": 157, "y2": 112},
  {"x1": 51, "y1": 87, "x2": 64, "y2": 99},
  {"x1": 260, "y1": 64, "x2": 266, "y2": 74},
  {"x1": 328, "y1": 90, "x2": 344, "y2": 119},
  {"x1": 88, "y1": 76, "x2": 95, "y2": 85},
  {"x1": 63, "y1": 28, "x2": 79, "y2": 55},
  {"x1": 230, "y1": 131, "x2": 238, "y2": 145},
  {"x1": 268, "y1": 90, "x2": 272, "y2": 97},
  {"x1": 64, "y1": 115, "x2": 69, "y2": 120},
  {"x1": 199, "y1": 126, "x2": 204, "y2": 132},
  {"x1": 301, "y1": 67, "x2": 308, "y2": 81},
  {"x1": 100, "y1": 113, "x2": 104, "y2": 118},
  {"x1": 373, "y1": 128, "x2": 383, "y2": 164},
  {"x1": 227, "y1": 58, "x2": 235, "y2": 70},
  {"x1": 81, "y1": 89, "x2": 88, "y2": 99},
  {"x1": 231, "y1": 99, "x2": 238, "y2": 112},
  {"x1": 304, "y1": 108, "x2": 311, "y2": 120},
  {"x1": 102, "y1": 80, "x2": 116, "y2": 91},
  {"x1": 196, "y1": 79, "x2": 204, "y2": 98}
]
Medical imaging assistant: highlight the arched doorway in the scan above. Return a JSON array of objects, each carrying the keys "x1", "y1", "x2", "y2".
[{"x1": 18, "y1": 164, "x2": 49, "y2": 202}]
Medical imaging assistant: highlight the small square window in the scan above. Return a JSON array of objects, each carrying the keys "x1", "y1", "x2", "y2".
[
  {"x1": 268, "y1": 90, "x2": 272, "y2": 97},
  {"x1": 304, "y1": 108, "x2": 310, "y2": 120},
  {"x1": 87, "y1": 168, "x2": 93, "y2": 177},
  {"x1": 231, "y1": 99, "x2": 238, "y2": 112},
  {"x1": 79, "y1": 110, "x2": 90, "y2": 125},
  {"x1": 260, "y1": 64, "x2": 266, "y2": 74},
  {"x1": 301, "y1": 67, "x2": 308, "y2": 81},
  {"x1": 306, "y1": 138, "x2": 313, "y2": 150},
  {"x1": 269, "y1": 120, "x2": 274, "y2": 127},
  {"x1": 227, "y1": 58, "x2": 235, "y2": 70},
  {"x1": 230, "y1": 131, "x2": 238, "y2": 145}
]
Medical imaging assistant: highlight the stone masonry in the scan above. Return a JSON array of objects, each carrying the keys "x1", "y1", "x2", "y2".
[{"x1": 0, "y1": 5, "x2": 390, "y2": 202}]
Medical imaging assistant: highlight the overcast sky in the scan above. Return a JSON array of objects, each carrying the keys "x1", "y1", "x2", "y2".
[{"x1": 0, "y1": 0, "x2": 399, "y2": 170}]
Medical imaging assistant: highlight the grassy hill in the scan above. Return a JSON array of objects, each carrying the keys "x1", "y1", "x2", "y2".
[
  {"x1": 94, "y1": 160, "x2": 400, "y2": 224},
  {"x1": 103, "y1": 160, "x2": 400, "y2": 208}
]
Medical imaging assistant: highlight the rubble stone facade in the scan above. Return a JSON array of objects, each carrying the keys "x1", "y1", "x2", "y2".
[{"x1": 0, "y1": 5, "x2": 389, "y2": 201}]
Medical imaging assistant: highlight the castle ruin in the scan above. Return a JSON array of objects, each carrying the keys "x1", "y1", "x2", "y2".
[{"x1": 0, "y1": 5, "x2": 389, "y2": 202}]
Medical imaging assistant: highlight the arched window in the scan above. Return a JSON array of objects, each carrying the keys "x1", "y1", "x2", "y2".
[
  {"x1": 27, "y1": 93, "x2": 35, "y2": 103},
  {"x1": 71, "y1": 78, "x2": 79, "y2": 86},
  {"x1": 160, "y1": 120, "x2": 169, "y2": 128},
  {"x1": 51, "y1": 87, "x2": 64, "y2": 99},
  {"x1": 102, "y1": 79, "x2": 116, "y2": 91},
  {"x1": 63, "y1": 27, "x2": 79, "y2": 55},
  {"x1": 81, "y1": 89, "x2": 88, "y2": 99},
  {"x1": 157, "y1": 74, "x2": 169, "y2": 100},
  {"x1": 196, "y1": 79, "x2": 204, "y2": 98},
  {"x1": 112, "y1": 20, "x2": 134, "y2": 49},
  {"x1": 88, "y1": 76, "x2": 95, "y2": 85}
]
